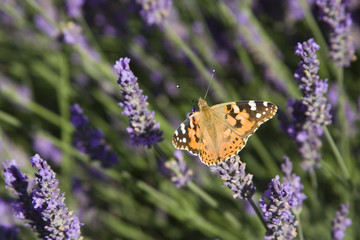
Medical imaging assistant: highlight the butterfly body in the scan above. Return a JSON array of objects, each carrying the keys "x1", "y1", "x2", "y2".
[{"x1": 172, "y1": 98, "x2": 277, "y2": 165}]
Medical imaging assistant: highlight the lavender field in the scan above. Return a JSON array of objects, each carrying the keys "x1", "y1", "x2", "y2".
[{"x1": 0, "y1": 1, "x2": 359, "y2": 239}]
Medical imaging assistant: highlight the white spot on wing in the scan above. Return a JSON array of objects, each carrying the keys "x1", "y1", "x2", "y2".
[
  {"x1": 175, "y1": 130, "x2": 178, "y2": 136},
  {"x1": 256, "y1": 113, "x2": 262, "y2": 118},
  {"x1": 183, "y1": 137, "x2": 187, "y2": 143},
  {"x1": 180, "y1": 123, "x2": 186, "y2": 134},
  {"x1": 263, "y1": 101, "x2": 268, "y2": 107},
  {"x1": 248, "y1": 100, "x2": 257, "y2": 111}
]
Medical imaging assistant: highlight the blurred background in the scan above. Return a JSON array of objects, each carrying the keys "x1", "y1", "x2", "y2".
[{"x1": 0, "y1": 0, "x2": 359, "y2": 239}]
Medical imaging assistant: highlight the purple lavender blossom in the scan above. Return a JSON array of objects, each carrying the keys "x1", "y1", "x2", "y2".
[
  {"x1": 62, "y1": 22, "x2": 100, "y2": 61},
  {"x1": 114, "y1": 57, "x2": 163, "y2": 147},
  {"x1": 259, "y1": 175, "x2": 298, "y2": 239},
  {"x1": 287, "y1": 0, "x2": 306, "y2": 21},
  {"x1": 284, "y1": 38, "x2": 332, "y2": 172},
  {"x1": 66, "y1": 0, "x2": 85, "y2": 18},
  {"x1": 332, "y1": 203, "x2": 352, "y2": 240},
  {"x1": 281, "y1": 156, "x2": 307, "y2": 213},
  {"x1": 33, "y1": 0, "x2": 59, "y2": 38},
  {"x1": 2, "y1": 155, "x2": 82, "y2": 239},
  {"x1": 328, "y1": 84, "x2": 358, "y2": 136},
  {"x1": 33, "y1": 134, "x2": 63, "y2": 165},
  {"x1": 229, "y1": 5, "x2": 288, "y2": 94},
  {"x1": 137, "y1": 0, "x2": 172, "y2": 26},
  {"x1": 317, "y1": 0, "x2": 356, "y2": 67},
  {"x1": 0, "y1": 225, "x2": 20, "y2": 240},
  {"x1": 210, "y1": 155, "x2": 256, "y2": 199},
  {"x1": 0, "y1": 76, "x2": 32, "y2": 108},
  {"x1": 286, "y1": 0, "x2": 315, "y2": 21},
  {"x1": 165, "y1": 150, "x2": 193, "y2": 188},
  {"x1": 70, "y1": 104, "x2": 119, "y2": 168}
]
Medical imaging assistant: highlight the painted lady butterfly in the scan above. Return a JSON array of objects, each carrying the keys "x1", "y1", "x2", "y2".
[{"x1": 172, "y1": 98, "x2": 277, "y2": 165}]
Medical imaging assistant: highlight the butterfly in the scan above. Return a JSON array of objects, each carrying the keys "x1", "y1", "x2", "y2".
[{"x1": 172, "y1": 97, "x2": 277, "y2": 165}]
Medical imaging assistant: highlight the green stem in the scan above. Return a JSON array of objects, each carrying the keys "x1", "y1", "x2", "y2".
[
  {"x1": 336, "y1": 67, "x2": 351, "y2": 165},
  {"x1": 309, "y1": 170, "x2": 318, "y2": 190},
  {"x1": 250, "y1": 135, "x2": 280, "y2": 174},
  {"x1": 248, "y1": 197, "x2": 269, "y2": 231},
  {"x1": 323, "y1": 126, "x2": 350, "y2": 179},
  {"x1": 0, "y1": 126, "x2": 11, "y2": 160},
  {"x1": 294, "y1": 212, "x2": 304, "y2": 240},
  {"x1": 0, "y1": 110, "x2": 21, "y2": 127},
  {"x1": 1, "y1": 90, "x2": 73, "y2": 131},
  {"x1": 56, "y1": 54, "x2": 72, "y2": 199},
  {"x1": 187, "y1": 182, "x2": 218, "y2": 208}
]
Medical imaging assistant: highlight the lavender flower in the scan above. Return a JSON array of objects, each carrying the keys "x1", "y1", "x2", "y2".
[
  {"x1": 284, "y1": 38, "x2": 332, "y2": 172},
  {"x1": 286, "y1": 0, "x2": 315, "y2": 21},
  {"x1": 34, "y1": 0, "x2": 59, "y2": 38},
  {"x1": 259, "y1": 175, "x2": 298, "y2": 239},
  {"x1": 332, "y1": 203, "x2": 352, "y2": 240},
  {"x1": 230, "y1": 5, "x2": 288, "y2": 94},
  {"x1": 33, "y1": 134, "x2": 63, "y2": 165},
  {"x1": 62, "y1": 22, "x2": 100, "y2": 61},
  {"x1": 317, "y1": 0, "x2": 356, "y2": 67},
  {"x1": 0, "y1": 76, "x2": 32, "y2": 109},
  {"x1": 210, "y1": 155, "x2": 256, "y2": 199},
  {"x1": 70, "y1": 104, "x2": 119, "y2": 168},
  {"x1": 66, "y1": 0, "x2": 85, "y2": 18},
  {"x1": 114, "y1": 57, "x2": 163, "y2": 147},
  {"x1": 2, "y1": 155, "x2": 83, "y2": 239},
  {"x1": 165, "y1": 150, "x2": 193, "y2": 188},
  {"x1": 136, "y1": 0, "x2": 172, "y2": 26},
  {"x1": 328, "y1": 84, "x2": 358, "y2": 136},
  {"x1": 281, "y1": 156, "x2": 307, "y2": 213},
  {"x1": 0, "y1": 225, "x2": 20, "y2": 240}
]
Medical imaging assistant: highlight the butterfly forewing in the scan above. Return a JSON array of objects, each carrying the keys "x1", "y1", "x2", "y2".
[{"x1": 212, "y1": 100, "x2": 278, "y2": 138}]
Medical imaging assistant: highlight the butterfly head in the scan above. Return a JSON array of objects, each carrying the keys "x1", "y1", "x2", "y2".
[{"x1": 198, "y1": 97, "x2": 209, "y2": 110}]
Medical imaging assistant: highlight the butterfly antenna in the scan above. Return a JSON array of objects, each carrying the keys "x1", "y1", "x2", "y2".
[{"x1": 204, "y1": 70, "x2": 215, "y2": 100}]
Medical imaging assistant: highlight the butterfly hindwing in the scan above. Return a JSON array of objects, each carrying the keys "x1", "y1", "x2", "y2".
[{"x1": 172, "y1": 112, "x2": 201, "y2": 156}]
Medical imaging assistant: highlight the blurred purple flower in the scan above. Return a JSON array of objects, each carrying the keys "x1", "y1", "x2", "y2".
[
  {"x1": 0, "y1": 225, "x2": 20, "y2": 240},
  {"x1": 317, "y1": 0, "x2": 356, "y2": 67},
  {"x1": 62, "y1": 22, "x2": 100, "y2": 61},
  {"x1": 33, "y1": 134, "x2": 62, "y2": 165},
  {"x1": 0, "y1": 199, "x2": 18, "y2": 227},
  {"x1": 0, "y1": 76, "x2": 32, "y2": 108},
  {"x1": 0, "y1": 198, "x2": 21, "y2": 240},
  {"x1": 33, "y1": 0, "x2": 59, "y2": 38},
  {"x1": 328, "y1": 84, "x2": 358, "y2": 136},
  {"x1": 210, "y1": 155, "x2": 256, "y2": 200},
  {"x1": 229, "y1": 4, "x2": 288, "y2": 94},
  {"x1": 281, "y1": 156, "x2": 307, "y2": 213},
  {"x1": 70, "y1": 104, "x2": 119, "y2": 168},
  {"x1": 165, "y1": 150, "x2": 193, "y2": 188},
  {"x1": 137, "y1": 0, "x2": 172, "y2": 26},
  {"x1": 66, "y1": 0, "x2": 85, "y2": 18},
  {"x1": 283, "y1": 38, "x2": 331, "y2": 172},
  {"x1": 2, "y1": 155, "x2": 83, "y2": 239},
  {"x1": 286, "y1": 0, "x2": 315, "y2": 21},
  {"x1": 114, "y1": 57, "x2": 163, "y2": 147},
  {"x1": 71, "y1": 176, "x2": 97, "y2": 223},
  {"x1": 0, "y1": 1, "x2": 24, "y2": 26},
  {"x1": 259, "y1": 175, "x2": 298, "y2": 239},
  {"x1": 332, "y1": 203, "x2": 352, "y2": 240}
]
